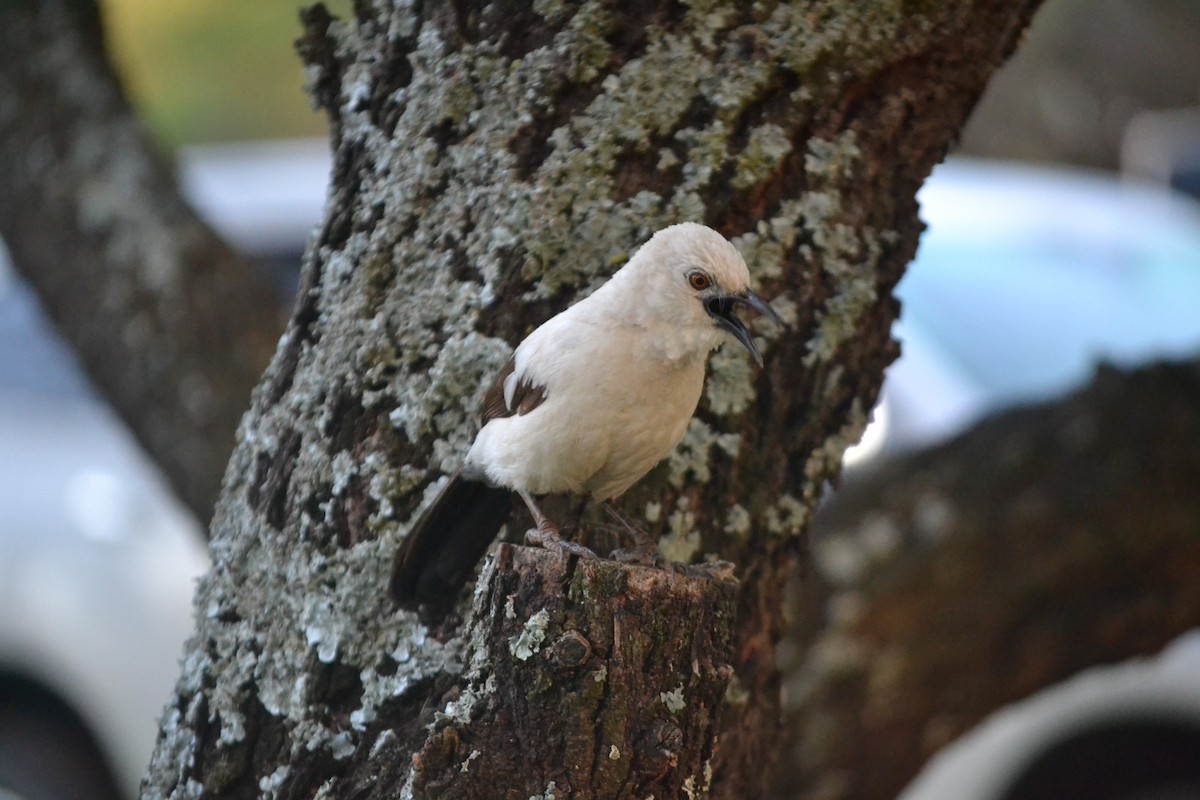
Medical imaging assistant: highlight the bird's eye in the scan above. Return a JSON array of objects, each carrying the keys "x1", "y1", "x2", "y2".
[{"x1": 688, "y1": 271, "x2": 711, "y2": 291}]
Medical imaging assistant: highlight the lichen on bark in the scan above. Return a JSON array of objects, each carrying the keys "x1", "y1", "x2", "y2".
[{"x1": 141, "y1": 1, "x2": 1043, "y2": 797}]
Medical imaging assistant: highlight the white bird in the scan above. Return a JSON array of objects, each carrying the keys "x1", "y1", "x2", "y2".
[{"x1": 390, "y1": 222, "x2": 782, "y2": 609}]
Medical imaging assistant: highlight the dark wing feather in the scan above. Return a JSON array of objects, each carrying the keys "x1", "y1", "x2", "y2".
[
  {"x1": 389, "y1": 355, "x2": 546, "y2": 614},
  {"x1": 389, "y1": 471, "x2": 513, "y2": 611},
  {"x1": 481, "y1": 355, "x2": 547, "y2": 425}
]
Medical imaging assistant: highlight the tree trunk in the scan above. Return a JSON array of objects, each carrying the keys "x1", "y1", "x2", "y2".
[
  {"x1": 138, "y1": 1, "x2": 1043, "y2": 797},
  {"x1": 0, "y1": 0, "x2": 286, "y2": 523},
  {"x1": 775, "y1": 358, "x2": 1200, "y2": 800}
]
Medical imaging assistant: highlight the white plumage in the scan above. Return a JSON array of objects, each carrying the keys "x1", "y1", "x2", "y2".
[
  {"x1": 391, "y1": 222, "x2": 781, "y2": 609},
  {"x1": 468, "y1": 222, "x2": 747, "y2": 497}
]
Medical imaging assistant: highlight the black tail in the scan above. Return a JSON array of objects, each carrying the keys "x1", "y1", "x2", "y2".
[{"x1": 390, "y1": 472, "x2": 512, "y2": 610}]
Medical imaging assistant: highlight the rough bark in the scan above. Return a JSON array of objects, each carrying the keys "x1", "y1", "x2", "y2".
[
  {"x1": 775, "y1": 358, "x2": 1200, "y2": 800},
  {"x1": 0, "y1": 0, "x2": 286, "y2": 523},
  {"x1": 362, "y1": 546, "x2": 737, "y2": 799},
  {"x1": 139, "y1": 1, "x2": 1044, "y2": 798}
]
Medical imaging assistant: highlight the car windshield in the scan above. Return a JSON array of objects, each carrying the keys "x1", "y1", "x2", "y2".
[
  {"x1": 898, "y1": 161, "x2": 1200, "y2": 406},
  {"x1": 899, "y1": 237, "x2": 1200, "y2": 403}
]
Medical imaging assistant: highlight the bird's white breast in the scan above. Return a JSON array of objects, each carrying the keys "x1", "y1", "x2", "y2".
[{"x1": 466, "y1": 306, "x2": 713, "y2": 500}]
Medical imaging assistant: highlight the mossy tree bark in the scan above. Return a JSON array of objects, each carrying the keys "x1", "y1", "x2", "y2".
[
  {"x1": 139, "y1": 1, "x2": 1043, "y2": 798},
  {"x1": 0, "y1": 0, "x2": 285, "y2": 523},
  {"x1": 776, "y1": 359, "x2": 1200, "y2": 800}
]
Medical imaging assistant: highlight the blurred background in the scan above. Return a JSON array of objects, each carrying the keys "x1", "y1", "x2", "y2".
[
  {"x1": 106, "y1": 0, "x2": 1200, "y2": 171},
  {"x1": 103, "y1": 0, "x2": 334, "y2": 146},
  {"x1": 1, "y1": 1, "x2": 1198, "y2": 799}
]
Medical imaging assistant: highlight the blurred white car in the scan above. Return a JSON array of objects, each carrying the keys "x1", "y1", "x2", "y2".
[
  {"x1": 0, "y1": 140, "x2": 326, "y2": 800},
  {"x1": 846, "y1": 158, "x2": 1200, "y2": 468},
  {"x1": 900, "y1": 631, "x2": 1200, "y2": 800},
  {"x1": 2, "y1": 142, "x2": 1199, "y2": 799},
  {"x1": 0, "y1": 259, "x2": 206, "y2": 799}
]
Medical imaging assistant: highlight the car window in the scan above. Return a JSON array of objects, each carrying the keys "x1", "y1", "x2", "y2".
[{"x1": 902, "y1": 165, "x2": 1200, "y2": 406}]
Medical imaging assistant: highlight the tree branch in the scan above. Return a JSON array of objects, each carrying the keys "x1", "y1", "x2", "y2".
[
  {"x1": 363, "y1": 545, "x2": 737, "y2": 799},
  {"x1": 0, "y1": 0, "x2": 286, "y2": 523},
  {"x1": 776, "y1": 358, "x2": 1200, "y2": 800}
]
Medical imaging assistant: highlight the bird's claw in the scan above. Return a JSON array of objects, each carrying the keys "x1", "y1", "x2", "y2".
[
  {"x1": 609, "y1": 546, "x2": 662, "y2": 567},
  {"x1": 661, "y1": 559, "x2": 738, "y2": 583},
  {"x1": 525, "y1": 526, "x2": 598, "y2": 560},
  {"x1": 691, "y1": 559, "x2": 738, "y2": 583},
  {"x1": 609, "y1": 551, "x2": 738, "y2": 583},
  {"x1": 601, "y1": 502, "x2": 662, "y2": 563}
]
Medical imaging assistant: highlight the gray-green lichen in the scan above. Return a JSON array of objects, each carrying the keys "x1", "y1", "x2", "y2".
[
  {"x1": 459, "y1": 748, "x2": 481, "y2": 773},
  {"x1": 732, "y1": 123, "x2": 793, "y2": 190},
  {"x1": 723, "y1": 672, "x2": 750, "y2": 707},
  {"x1": 660, "y1": 499, "x2": 700, "y2": 563},
  {"x1": 683, "y1": 758, "x2": 717, "y2": 800},
  {"x1": 723, "y1": 503, "x2": 752, "y2": 541},
  {"x1": 259, "y1": 765, "x2": 290, "y2": 796},
  {"x1": 667, "y1": 418, "x2": 742, "y2": 487},
  {"x1": 510, "y1": 609, "x2": 552, "y2": 661},
  {"x1": 763, "y1": 493, "x2": 809, "y2": 539},
  {"x1": 796, "y1": 132, "x2": 889, "y2": 368},
  {"x1": 812, "y1": 492, "x2": 952, "y2": 589},
  {"x1": 702, "y1": 344, "x2": 757, "y2": 416},
  {"x1": 144, "y1": 0, "x2": 926, "y2": 793},
  {"x1": 660, "y1": 685, "x2": 687, "y2": 714},
  {"x1": 803, "y1": 397, "x2": 871, "y2": 491}
]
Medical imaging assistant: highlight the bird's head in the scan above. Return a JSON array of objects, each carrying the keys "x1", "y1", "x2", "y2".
[{"x1": 620, "y1": 222, "x2": 784, "y2": 366}]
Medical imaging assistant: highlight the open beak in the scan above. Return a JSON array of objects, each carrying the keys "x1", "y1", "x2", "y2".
[{"x1": 705, "y1": 289, "x2": 785, "y2": 367}]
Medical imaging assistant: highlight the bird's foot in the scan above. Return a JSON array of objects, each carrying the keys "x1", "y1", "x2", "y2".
[
  {"x1": 525, "y1": 525, "x2": 598, "y2": 560},
  {"x1": 610, "y1": 550, "x2": 738, "y2": 583},
  {"x1": 603, "y1": 503, "x2": 661, "y2": 565},
  {"x1": 610, "y1": 546, "x2": 661, "y2": 567},
  {"x1": 689, "y1": 559, "x2": 738, "y2": 583}
]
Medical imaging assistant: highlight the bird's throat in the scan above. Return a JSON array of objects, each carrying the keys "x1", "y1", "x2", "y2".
[{"x1": 640, "y1": 322, "x2": 723, "y2": 364}]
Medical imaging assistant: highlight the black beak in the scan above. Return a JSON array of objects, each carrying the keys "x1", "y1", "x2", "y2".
[{"x1": 705, "y1": 289, "x2": 785, "y2": 368}]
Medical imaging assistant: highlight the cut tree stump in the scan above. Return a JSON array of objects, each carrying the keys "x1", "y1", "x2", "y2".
[{"x1": 395, "y1": 544, "x2": 737, "y2": 800}]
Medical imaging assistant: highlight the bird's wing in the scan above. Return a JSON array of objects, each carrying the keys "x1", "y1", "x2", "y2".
[{"x1": 481, "y1": 354, "x2": 547, "y2": 425}]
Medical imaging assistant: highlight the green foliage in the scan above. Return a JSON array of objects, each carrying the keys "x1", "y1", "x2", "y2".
[{"x1": 102, "y1": 0, "x2": 350, "y2": 147}]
